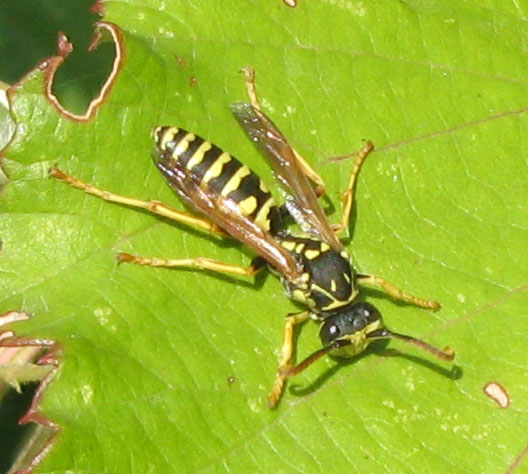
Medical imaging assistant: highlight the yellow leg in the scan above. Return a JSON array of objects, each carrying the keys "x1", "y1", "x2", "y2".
[
  {"x1": 357, "y1": 273, "x2": 440, "y2": 310},
  {"x1": 292, "y1": 149, "x2": 326, "y2": 197},
  {"x1": 49, "y1": 167, "x2": 225, "y2": 236},
  {"x1": 334, "y1": 141, "x2": 374, "y2": 235},
  {"x1": 117, "y1": 253, "x2": 264, "y2": 277},
  {"x1": 241, "y1": 67, "x2": 326, "y2": 196},
  {"x1": 268, "y1": 310, "x2": 310, "y2": 408}
]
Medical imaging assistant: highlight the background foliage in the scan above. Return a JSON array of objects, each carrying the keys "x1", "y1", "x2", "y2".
[{"x1": 1, "y1": 0, "x2": 528, "y2": 472}]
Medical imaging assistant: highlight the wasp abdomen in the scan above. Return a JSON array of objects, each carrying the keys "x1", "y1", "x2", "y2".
[{"x1": 153, "y1": 126, "x2": 282, "y2": 234}]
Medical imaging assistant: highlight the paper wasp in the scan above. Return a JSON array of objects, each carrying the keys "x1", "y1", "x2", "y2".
[{"x1": 49, "y1": 68, "x2": 454, "y2": 407}]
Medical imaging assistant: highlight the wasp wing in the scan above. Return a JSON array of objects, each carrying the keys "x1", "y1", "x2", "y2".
[
  {"x1": 154, "y1": 153, "x2": 302, "y2": 281},
  {"x1": 231, "y1": 102, "x2": 343, "y2": 251}
]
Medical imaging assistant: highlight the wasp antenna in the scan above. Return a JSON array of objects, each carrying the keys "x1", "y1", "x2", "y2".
[
  {"x1": 383, "y1": 330, "x2": 455, "y2": 361},
  {"x1": 280, "y1": 347, "x2": 332, "y2": 380}
]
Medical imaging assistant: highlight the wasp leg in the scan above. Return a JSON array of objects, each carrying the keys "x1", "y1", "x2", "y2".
[
  {"x1": 241, "y1": 66, "x2": 326, "y2": 197},
  {"x1": 268, "y1": 310, "x2": 310, "y2": 408},
  {"x1": 333, "y1": 141, "x2": 375, "y2": 235},
  {"x1": 117, "y1": 253, "x2": 264, "y2": 277},
  {"x1": 356, "y1": 273, "x2": 440, "y2": 310},
  {"x1": 241, "y1": 66, "x2": 261, "y2": 111},
  {"x1": 49, "y1": 167, "x2": 225, "y2": 236},
  {"x1": 292, "y1": 149, "x2": 326, "y2": 197}
]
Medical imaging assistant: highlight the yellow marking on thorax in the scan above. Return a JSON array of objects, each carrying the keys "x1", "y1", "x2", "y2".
[
  {"x1": 320, "y1": 242, "x2": 330, "y2": 252},
  {"x1": 295, "y1": 243, "x2": 306, "y2": 254},
  {"x1": 202, "y1": 152, "x2": 231, "y2": 183},
  {"x1": 343, "y1": 273, "x2": 351, "y2": 284},
  {"x1": 238, "y1": 195, "x2": 258, "y2": 215},
  {"x1": 186, "y1": 140, "x2": 212, "y2": 170},
  {"x1": 221, "y1": 165, "x2": 251, "y2": 196},
  {"x1": 292, "y1": 288, "x2": 315, "y2": 307},
  {"x1": 159, "y1": 127, "x2": 179, "y2": 150},
  {"x1": 330, "y1": 280, "x2": 337, "y2": 292},
  {"x1": 254, "y1": 196, "x2": 275, "y2": 232},
  {"x1": 320, "y1": 288, "x2": 359, "y2": 311},
  {"x1": 304, "y1": 249, "x2": 321, "y2": 260},
  {"x1": 172, "y1": 132, "x2": 196, "y2": 158},
  {"x1": 322, "y1": 298, "x2": 350, "y2": 311}
]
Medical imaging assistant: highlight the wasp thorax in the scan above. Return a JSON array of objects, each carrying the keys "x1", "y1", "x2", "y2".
[{"x1": 319, "y1": 302, "x2": 383, "y2": 356}]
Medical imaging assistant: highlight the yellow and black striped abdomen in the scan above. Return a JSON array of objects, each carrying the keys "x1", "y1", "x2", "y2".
[{"x1": 152, "y1": 126, "x2": 282, "y2": 234}]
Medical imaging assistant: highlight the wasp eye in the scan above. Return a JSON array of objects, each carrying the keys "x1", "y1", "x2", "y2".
[{"x1": 319, "y1": 322, "x2": 340, "y2": 345}]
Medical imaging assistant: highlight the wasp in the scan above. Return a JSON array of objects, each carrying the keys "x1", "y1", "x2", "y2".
[{"x1": 49, "y1": 68, "x2": 454, "y2": 407}]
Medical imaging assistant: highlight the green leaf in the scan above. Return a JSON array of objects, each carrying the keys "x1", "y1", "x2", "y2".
[{"x1": 2, "y1": 1, "x2": 528, "y2": 472}]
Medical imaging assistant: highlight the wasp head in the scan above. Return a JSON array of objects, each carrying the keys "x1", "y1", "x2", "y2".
[
  {"x1": 280, "y1": 302, "x2": 454, "y2": 381},
  {"x1": 319, "y1": 302, "x2": 384, "y2": 357}
]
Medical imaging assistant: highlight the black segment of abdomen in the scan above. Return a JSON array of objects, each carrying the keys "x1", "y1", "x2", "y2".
[{"x1": 227, "y1": 173, "x2": 272, "y2": 219}]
